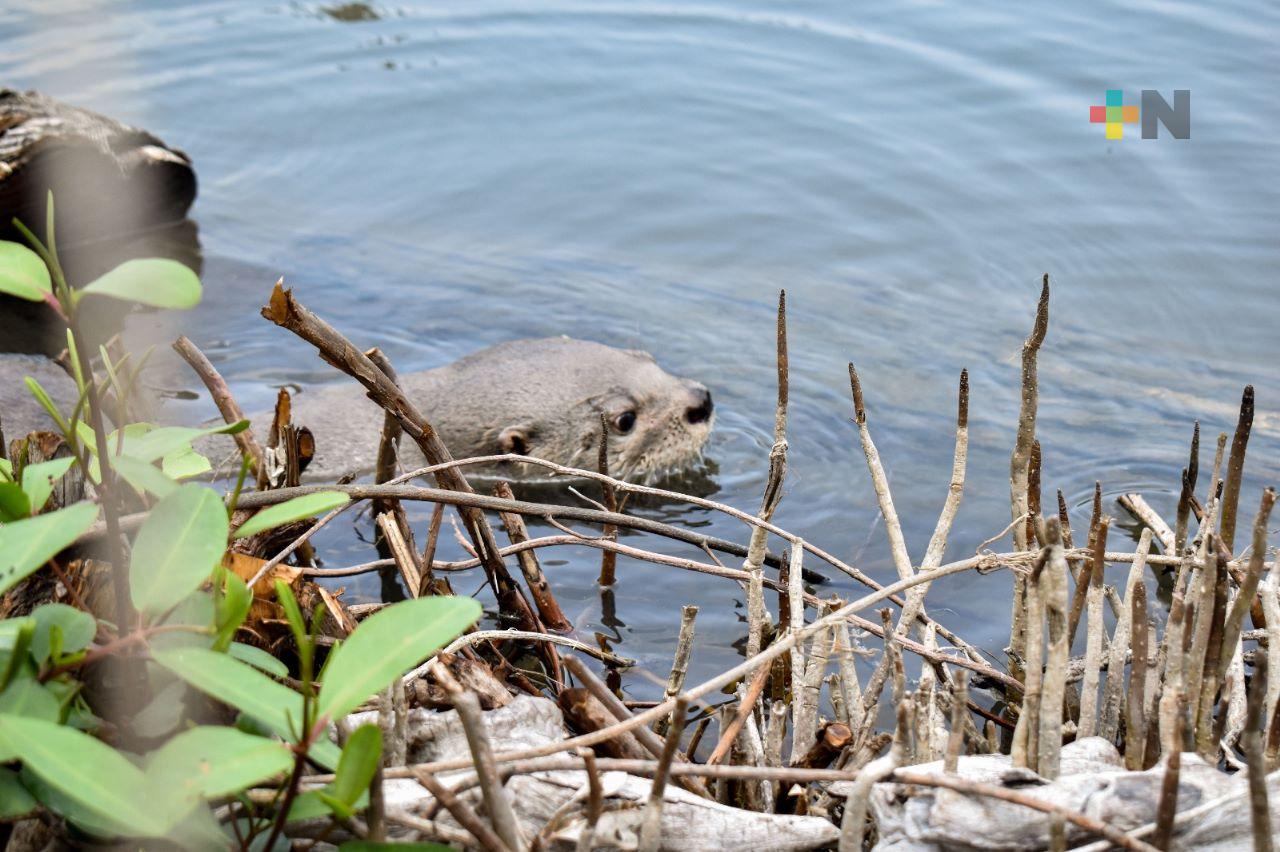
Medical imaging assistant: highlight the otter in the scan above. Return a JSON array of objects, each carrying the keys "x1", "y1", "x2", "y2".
[{"x1": 242, "y1": 337, "x2": 714, "y2": 483}]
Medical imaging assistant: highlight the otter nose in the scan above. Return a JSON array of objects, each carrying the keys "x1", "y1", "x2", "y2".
[{"x1": 685, "y1": 387, "x2": 713, "y2": 424}]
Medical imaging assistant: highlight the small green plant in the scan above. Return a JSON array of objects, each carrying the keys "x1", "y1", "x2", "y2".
[{"x1": 0, "y1": 195, "x2": 479, "y2": 847}]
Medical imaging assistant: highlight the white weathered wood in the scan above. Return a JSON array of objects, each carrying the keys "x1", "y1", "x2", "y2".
[
  {"x1": 852, "y1": 738, "x2": 1253, "y2": 852},
  {"x1": 350, "y1": 695, "x2": 838, "y2": 851}
]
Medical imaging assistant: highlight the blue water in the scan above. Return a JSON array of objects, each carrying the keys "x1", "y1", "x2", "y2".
[{"x1": 4, "y1": 0, "x2": 1277, "y2": 695}]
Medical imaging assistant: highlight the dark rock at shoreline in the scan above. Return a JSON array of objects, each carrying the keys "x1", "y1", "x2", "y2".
[{"x1": 0, "y1": 88, "x2": 201, "y2": 355}]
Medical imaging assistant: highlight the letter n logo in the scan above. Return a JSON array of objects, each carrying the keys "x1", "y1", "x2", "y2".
[{"x1": 1141, "y1": 90, "x2": 1190, "y2": 139}]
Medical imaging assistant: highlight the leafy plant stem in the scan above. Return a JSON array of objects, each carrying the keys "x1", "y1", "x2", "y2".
[
  {"x1": 229, "y1": 453, "x2": 253, "y2": 519},
  {"x1": 39, "y1": 623, "x2": 210, "y2": 683},
  {"x1": 25, "y1": 202, "x2": 136, "y2": 638},
  {"x1": 66, "y1": 314, "x2": 135, "y2": 637},
  {"x1": 45, "y1": 557, "x2": 90, "y2": 613},
  {"x1": 263, "y1": 615, "x2": 321, "y2": 851}
]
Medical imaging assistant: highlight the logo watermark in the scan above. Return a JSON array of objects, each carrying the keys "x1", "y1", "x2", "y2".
[{"x1": 1090, "y1": 89, "x2": 1190, "y2": 140}]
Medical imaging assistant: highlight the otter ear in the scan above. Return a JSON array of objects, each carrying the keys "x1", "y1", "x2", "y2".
[{"x1": 499, "y1": 425, "x2": 531, "y2": 455}]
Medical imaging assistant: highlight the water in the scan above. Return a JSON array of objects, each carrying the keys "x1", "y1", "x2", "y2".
[{"x1": 4, "y1": 0, "x2": 1278, "y2": 699}]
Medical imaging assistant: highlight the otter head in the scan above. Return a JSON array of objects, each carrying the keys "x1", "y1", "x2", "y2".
[{"x1": 479, "y1": 340, "x2": 714, "y2": 482}]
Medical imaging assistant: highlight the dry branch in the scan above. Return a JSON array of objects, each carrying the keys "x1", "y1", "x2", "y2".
[
  {"x1": 261, "y1": 280, "x2": 539, "y2": 626},
  {"x1": 172, "y1": 334, "x2": 264, "y2": 482}
]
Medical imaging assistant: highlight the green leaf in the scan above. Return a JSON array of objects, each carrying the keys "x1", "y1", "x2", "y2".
[
  {"x1": 76, "y1": 258, "x2": 202, "y2": 309},
  {"x1": 288, "y1": 789, "x2": 336, "y2": 823},
  {"x1": 228, "y1": 642, "x2": 287, "y2": 677},
  {"x1": 0, "y1": 767, "x2": 36, "y2": 819},
  {"x1": 0, "y1": 618, "x2": 36, "y2": 697},
  {"x1": 0, "y1": 482, "x2": 31, "y2": 521},
  {"x1": 130, "y1": 484, "x2": 229, "y2": 617},
  {"x1": 0, "y1": 502, "x2": 99, "y2": 596},
  {"x1": 131, "y1": 676, "x2": 188, "y2": 740},
  {"x1": 275, "y1": 580, "x2": 309, "y2": 655},
  {"x1": 0, "y1": 240, "x2": 52, "y2": 301},
  {"x1": 30, "y1": 603, "x2": 96, "y2": 663},
  {"x1": 20, "y1": 457, "x2": 75, "y2": 514},
  {"x1": 162, "y1": 444, "x2": 212, "y2": 480},
  {"x1": 151, "y1": 646, "x2": 340, "y2": 768},
  {"x1": 147, "y1": 726, "x2": 292, "y2": 802},
  {"x1": 81, "y1": 421, "x2": 248, "y2": 483},
  {"x1": 0, "y1": 458, "x2": 12, "y2": 480},
  {"x1": 0, "y1": 715, "x2": 170, "y2": 836},
  {"x1": 317, "y1": 596, "x2": 480, "y2": 721},
  {"x1": 151, "y1": 590, "x2": 215, "y2": 653},
  {"x1": 234, "y1": 492, "x2": 351, "y2": 540},
  {"x1": 123, "y1": 421, "x2": 249, "y2": 463},
  {"x1": 0, "y1": 671, "x2": 61, "y2": 721},
  {"x1": 23, "y1": 377, "x2": 70, "y2": 436},
  {"x1": 112, "y1": 454, "x2": 179, "y2": 499},
  {"x1": 168, "y1": 804, "x2": 230, "y2": 850},
  {"x1": 340, "y1": 839, "x2": 455, "y2": 844},
  {"x1": 330, "y1": 724, "x2": 381, "y2": 812},
  {"x1": 20, "y1": 768, "x2": 127, "y2": 838},
  {"x1": 213, "y1": 570, "x2": 252, "y2": 652}
]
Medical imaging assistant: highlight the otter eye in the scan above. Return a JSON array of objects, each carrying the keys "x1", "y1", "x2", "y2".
[{"x1": 613, "y1": 411, "x2": 637, "y2": 434}]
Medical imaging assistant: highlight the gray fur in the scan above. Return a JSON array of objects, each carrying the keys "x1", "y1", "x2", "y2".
[{"x1": 236, "y1": 338, "x2": 714, "y2": 482}]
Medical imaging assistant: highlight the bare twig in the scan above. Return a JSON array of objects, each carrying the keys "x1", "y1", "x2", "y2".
[
  {"x1": 839, "y1": 697, "x2": 912, "y2": 852},
  {"x1": 848, "y1": 362, "x2": 913, "y2": 583},
  {"x1": 637, "y1": 696, "x2": 689, "y2": 852},
  {"x1": 1126, "y1": 578, "x2": 1150, "y2": 771},
  {"x1": 1078, "y1": 520, "x2": 1108, "y2": 739},
  {"x1": 1008, "y1": 276, "x2": 1050, "y2": 670},
  {"x1": 1039, "y1": 516, "x2": 1070, "y2": 779},
  {"x1": 261, "y1": 280, "x2": 537, "y2": 625},
  {"x1": 745, "y1": 290, "x2": 789, "y2": 658},
  {"x1": 1118, "y1": 494, "x2": 1177, "y2": 555},
  {"x1": 1219, "y1": 385, "x2": 1254, "y2": 553},
  {"x1": 1244, "y1": 655, "x2": 1273, "y2": 852},
  {"x1": 376, "y1": 511, "x2": 422, "y2": 597},
  {"x1": 1153, "y1": 710, "x2": 1184, "y2": 850},
  {"x1": 655, "y1": 605, "x2": 698, "y2": 737},
  {"x1": 430, "y1": 663, "x2": 524, "y2": 852},
  {"x1": 412, "y1": 770, "x2": 513, "y2": 852},
  {"x1": 563, "y1": 750, "x2": 600, "y2": 852},
  {"x1": 318, "y1": 557, "x2": 1015, "y2": 783},
  {"x1": 707, "y1": 661, "x2": 770, "y2": 766},
  {"x1": 173, "y1": 334, "x2": 264, "y2": 481},
  {"x1": 1100, "y1": 529, "x2": 1152, "y2": 741},
  {"x1": 493, "y1": 480, "x2": 572, "y2": 631},
  {"x1": 945, "y1": 669, "x2": 969, "y2": 774},
  {"x1": 1218, "y1": 489, "x2": 1276, "y2": 683}
]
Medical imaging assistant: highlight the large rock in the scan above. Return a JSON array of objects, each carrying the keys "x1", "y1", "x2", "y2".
[
  {"x1": 0, "y1": 353, "x2": 78, "y2": 445},
  {"x1": 0, "y1": 88, "x2": 200, "y2": 354}
]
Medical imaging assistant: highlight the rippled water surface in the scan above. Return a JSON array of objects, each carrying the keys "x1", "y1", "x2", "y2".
[{"x1": 4, "y1": 0, "x2": 1277, "y2": 696}]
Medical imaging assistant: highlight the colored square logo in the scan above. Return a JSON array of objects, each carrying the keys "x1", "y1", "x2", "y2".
[
  {"x1": 1090, "y1": 105, "x2": 1107, "y2": 123},
  {"x1": 1106, "y1": 89, "x2": 1123, "y2": 107},
  {"x1": 1107, "y1": 105, "x2": 1123, "y2": 122},
  {"x1": 1106, "y1": 123, "x2": 1123, "y2": 140},
  {"x1": 1122, "y1": 105, "x2": 1139, "y2": 123}
]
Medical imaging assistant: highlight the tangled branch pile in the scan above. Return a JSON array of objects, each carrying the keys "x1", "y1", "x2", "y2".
[{"x1": 3, "y1": 269, "x2": 1276, "y2": 851}]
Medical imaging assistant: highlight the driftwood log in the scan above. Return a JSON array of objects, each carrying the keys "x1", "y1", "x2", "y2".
[
  {"x1": 0, "y1": 88, "x2": 199, "y2": 353},
  {"x1": 844, "y1": 736, "x2": 1277, "y2": 851},
  {"x1": 341, "y1": 695, "x2": 839, "y2": 850}
]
